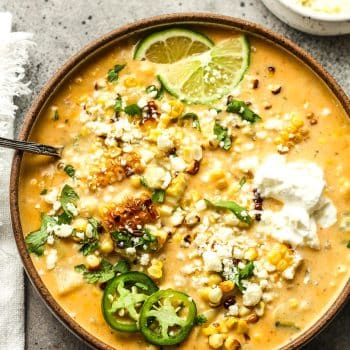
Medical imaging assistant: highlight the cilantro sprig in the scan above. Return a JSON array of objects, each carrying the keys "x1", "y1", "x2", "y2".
[{"x1": 75, "y1": 259, "x2": 130, "y2": 284}]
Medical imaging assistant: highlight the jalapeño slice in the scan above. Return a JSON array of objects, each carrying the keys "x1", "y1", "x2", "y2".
[
  {"x1": 139, "y1": 289, "x2": 197, "y2": 346},
  {"x1": 102, "y1": 272, "x2": 158, "y2": 332}
]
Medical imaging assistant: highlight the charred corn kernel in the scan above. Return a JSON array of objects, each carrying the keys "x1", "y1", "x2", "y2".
[
  {"x1": 267, "y1": 250, "x2": 282, "y2": 265},
  {"x1": 245, "y1": 248, "x2": 258, "y2": 261},
  {"x1": 208, "y1": 287, "x2": 223, "y2": 305},
  {"x1": 226, "y1": 317, "x2": 238, "y2": 329},
  {"x1": 167, "y1": 173, "x2": 188, "y2": 198},
  {"x1": 151, "y1": 259, "x2": 163, "y2": 268},
  {"x1": 198, "y1": 287, "x2": 211, "y2": 301},
  {"x1": 123, "y1": 76, "x2": 138, "y2": 88},
  {"x1": 208, "y1": 274, "x2": 223, "y2": 287},
  {"x1": 182, "y1": 146, "x2": 193, "y2": 163},
  {"x1": 280, "y1": 244, "x2": 288, "y2": 255},
  {"x1": 73, "y1": 218, "x2": 87, "y2": 232},
  {"x1": 208, "y1": 334, "x2": 226, "y2": 349},
  {"x1": 172, "y1": 232, "x2": 183, "y2": 243},
  {"x1": 224, "y1": 336, "x2": 241, "y2": 350},
  {"x1": 130, "y1": 175, "x2": 141, "y2": 188},
  {"x1": 236, "y1": 320, "x2": 249, "y2": 334},
  {"x1": 289, "y1": 298, "x2": 298, "y2": 308},
  {"x1": 169, "y1": 100, "x2": 184, "y2": 118},
  {"x1": 86, "y1": 254, "x2": 101, "y2": 269},
  {"x1": 276, "y1": 259, "x2": 288, "y2": 271},
  {"x1": 202, "y1": 324, "x2": 220, "y2": 336},
  {"x1": 100, "y1": 236, "x2": 114, "y2": 254},
  {"x1": 219, "y1": 280, "x2": 234, "y2": 292}
]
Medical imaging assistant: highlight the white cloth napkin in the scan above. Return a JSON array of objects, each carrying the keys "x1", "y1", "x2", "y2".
[{"x1": 0, "y1": 12, "x2": 33, "y2": 350}]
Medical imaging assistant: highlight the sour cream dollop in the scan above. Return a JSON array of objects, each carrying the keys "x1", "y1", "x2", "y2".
[{"x1": 254, "y1": 155, "x2": 337, "y2": 249}]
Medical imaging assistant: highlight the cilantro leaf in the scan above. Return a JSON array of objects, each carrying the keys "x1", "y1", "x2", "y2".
[
  {"x1": 111, "y1": 228, "x2": 158, "y2": 252},
  {"x1": 194, "y1": 314, "x2": 208, "y2": 325},
  {"x1": 140, "y1": 177, "x2": 166, "y2": 203},
  {"x1": 213, "y1": 121, "x2": 231, "y2": 150},
  {"x1": 234, "y1": 261, "x2": 255, "y2": 292},
  {"x1": 40, "y1": 189, "x2": 48, "y2": 195},
  {"x1": 74, "y1": 259, "x2": 130, "y2": 284},
  {"x1": 151, "y1": 189, "x2": 165, "y2": 203},
  {"x1": 107, "y1": 64, "x2": 126, "y2": 83},
  {"x1": 180, "y1": 112, "x2": 201, "y2": 131},
  {"x1": 239, "y1": 176, "x2": 246, "y2": 189},
  {"x1": 205, "y1": 199, "x2": 252, "y2": 225},
  {"x1": 59, "y1": 185, "x2": 79, "y2": 220},
  {"x1": 146, "y1": 82, "x2": 164, "y2": 100},
  {"x1": 124, "y1": 104, "x2": 142, "y2": 116},
  {"x1": 25, "y1": 213, "x2": 56, "y2": 256},
  {"x1": 53, "y1": 110, "x2": 59, "y2": 121},
  {"x1": 63, "y1": 164, "x2": 75, "y2": 178},
  {"x1": 226, "y1": 99, "x2": 261, "y2": 123},
  {"x1": 347, "y1": 240, "x2": 350, "y2": 248},
  {"x1": 78, "y1": 217, "x2": 101, "y2": 256},
  {"x1": 114, "y1": 94, "x2": 123, "y2": 113},
  {"x1": 79, "y1": 241, "x2": 99, "y2": 256}
]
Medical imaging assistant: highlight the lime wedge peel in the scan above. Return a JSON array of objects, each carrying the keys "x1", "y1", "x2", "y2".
[
  {"x1": 133, "y1": 28, "x2": 214, "y2": 64},
  {"x1": 158, "y1": 35, "x2": 250, "y2": 104}
]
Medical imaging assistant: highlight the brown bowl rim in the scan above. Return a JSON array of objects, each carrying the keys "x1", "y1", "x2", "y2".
[{"x1": 9, "y1": 12, "x2": 350, "y2": 350}]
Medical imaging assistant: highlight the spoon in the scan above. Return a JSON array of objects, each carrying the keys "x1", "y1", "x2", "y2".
[{"x1": 0, "y1": 136, "x2": 62, "y2": 158}]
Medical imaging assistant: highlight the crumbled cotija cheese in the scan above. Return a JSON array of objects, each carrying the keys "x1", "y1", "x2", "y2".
[
  {"x1": 293, "y1": 0, "x2": 350, "y2": 14},
  {"x1": 254, "y1": 155, "x2": 337, "y2": 249}
]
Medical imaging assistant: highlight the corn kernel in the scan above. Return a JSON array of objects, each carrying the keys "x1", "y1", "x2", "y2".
[
  {"x1": 202, "y1": 324, "x2": 219, "y2": 336},
  {"x1": 86, "y1": 254, "x2": 101, "y2": 269},
  {"x1": 208, "y1": 273, "x2": 223, "y2": 286},
  {"x1": 226, "y1": 317, "x2": 238, "y2": 329},
  {"x1": 169, "y1": 100, "x2": 184, "y2": 118},
  {"x1": 236, "y1": 320, "x2": 249, "y2": 334},
  {"x1": 267, "y1": 250, "x2": 282, "y2": 265},
  {"x1": 100, "y1": 236, "x2": 114, "y2": 254},
  {"x1": 73, "y1": 218, "x2": 87, "y2": 232},
  {"x1": 224, "y1": 336, "x2": 241, "y2": 350},
  {"x1": 130, "y1": 175, "x2": 141, "y2": 188},
  {"x1": 219, "y1": 280, "x2": 234, "y2": 293},
  {"x1": 291, "y1": 115, "x2": 304, "y2": 128},
  {"x1": 289, "y1": 298, "x2": 298, "y2": 308},
  {"x1": 123, "y1": 76, "x2": 138, "y2": 88},
  {"x1": 245, "y1": 247, "x2": 258, "y2": 261},
  {"x1": 208, "y1": 334, "x2": 226, "y2": 349},
  {"x1": 276, "y1": 259, "x2": 288, "y2": 271},
  {"x1": 167, "y1": 173, "x2": 188, "y2": 199},
  {"x1": 208, "y1": 287, "x2": 223, "y2": 305},
  {"x1": 219, "y1": 319, "x2": 229, "y2": 333},
  {"x1": 147, "y1": 265, "x2": 162, "y2": 279},
  {"x1": 198, "y1": 287, "x2": 211, "y2": 301}
]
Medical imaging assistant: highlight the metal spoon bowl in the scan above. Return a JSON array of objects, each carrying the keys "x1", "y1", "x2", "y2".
[{"x1": 0, "y1": 136, "x2": 62, "y2": 157}]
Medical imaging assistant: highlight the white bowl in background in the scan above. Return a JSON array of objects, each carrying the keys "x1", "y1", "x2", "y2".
[{"x1": 261, "y1": 0, "x2": 350, "y2": 35}]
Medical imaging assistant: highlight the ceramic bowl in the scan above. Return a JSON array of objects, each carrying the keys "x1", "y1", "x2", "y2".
[
  {"x1": 10, "y1": 13, "x2": 350, "y2": 350},
  {"x1": 261, "y1": 0, "x2": 350, "y2": 35}
]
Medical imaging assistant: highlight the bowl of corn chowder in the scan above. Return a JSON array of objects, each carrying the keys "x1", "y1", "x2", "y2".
[{"x1": 10, "y1": 13, "x2": 350, "y2": 350}]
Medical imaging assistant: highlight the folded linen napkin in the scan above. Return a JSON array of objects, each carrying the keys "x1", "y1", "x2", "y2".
[{"x1": 0, "y1": 12, "x2": 33, "y2": 350}]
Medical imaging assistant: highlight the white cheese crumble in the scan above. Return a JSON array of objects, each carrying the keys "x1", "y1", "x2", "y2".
[
  {"x1": 49, "y1": 224, "x2": 74, "y2": 238},
  {"x1": 254, "y1": 155, "x2": 337, "y2": 249},
  {"x1": 46, "y1": 249, "x2": 58, "y2": 270},
  {"x1": 242, "y1": 283, "x2": 263, "y2": 307}
]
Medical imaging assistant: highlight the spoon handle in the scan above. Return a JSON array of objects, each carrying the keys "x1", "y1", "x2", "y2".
[{"x1": 0, "y1": 137, "x2": 62, "y2": 158}]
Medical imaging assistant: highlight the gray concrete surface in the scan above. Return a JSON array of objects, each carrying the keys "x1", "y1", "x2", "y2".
[{"x1": 0, "y1": 0, "x2": 349, "y2": 349}]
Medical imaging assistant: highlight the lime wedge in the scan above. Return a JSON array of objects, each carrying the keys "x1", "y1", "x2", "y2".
[
  {"x1": 133, "y1": 28, "x2": 214, "y2": 64},
  {"x1": 158, "y1": 35, "x2": 250, "y2": 104}
]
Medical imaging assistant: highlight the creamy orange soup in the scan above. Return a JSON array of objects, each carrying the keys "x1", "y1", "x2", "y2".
[{"x1": 19, "y1": 27, "x2": 350, "y2": 350}]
